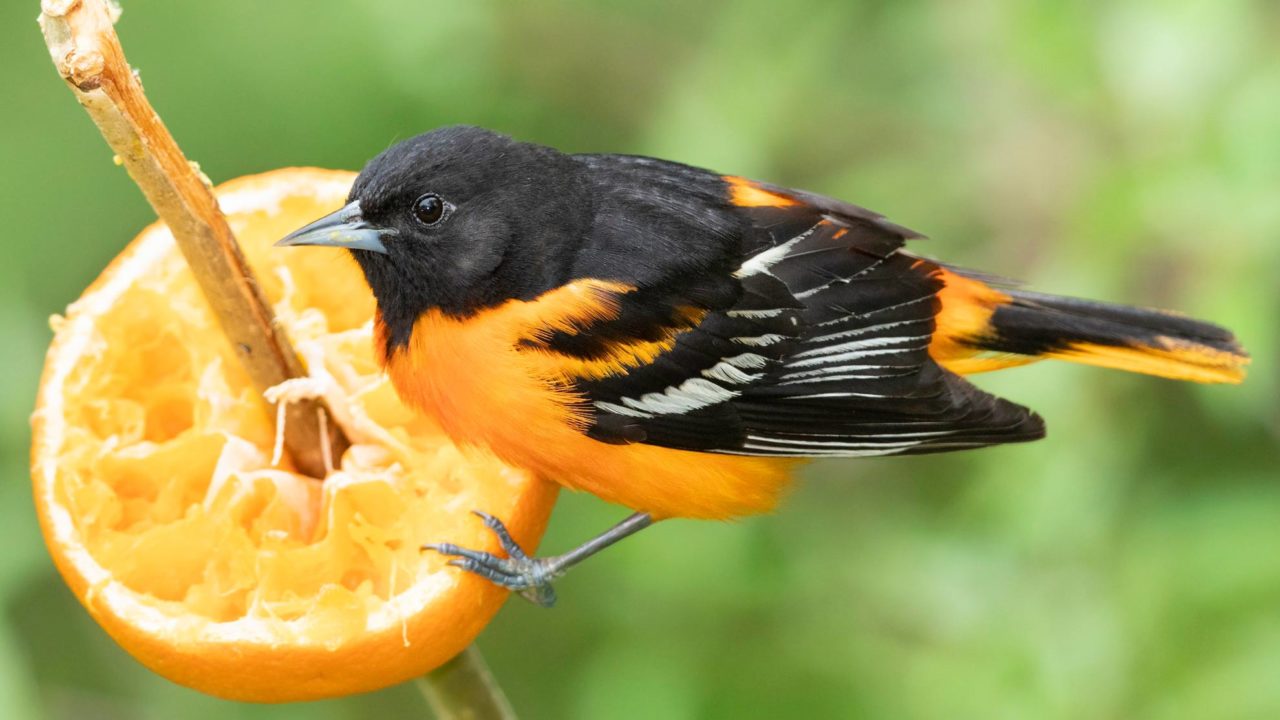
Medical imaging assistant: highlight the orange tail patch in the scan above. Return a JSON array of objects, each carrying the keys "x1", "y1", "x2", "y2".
[
  {"x1": 928, "y1": 268, "x2": 1248, "y2": 383},
  {"x1": 1036, "y1": 341, "x2": 1248, "y2": 384},
  {"x1": 929, "y1": 270, "x2": 1029, "y2": 374}
]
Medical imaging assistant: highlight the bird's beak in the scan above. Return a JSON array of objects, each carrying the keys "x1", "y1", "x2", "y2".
[{"x1": 275, "y1": 201, "x2": 394, "y2": 255}]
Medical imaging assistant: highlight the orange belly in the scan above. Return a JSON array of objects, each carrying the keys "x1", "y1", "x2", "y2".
[{"x1": 379, "y1": 280, "x2": 796, "y2": 520}]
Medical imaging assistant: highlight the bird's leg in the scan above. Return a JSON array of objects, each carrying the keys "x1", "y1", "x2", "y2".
[{"x1": 423, "y1": 510, "x2": 654, "y2": 608}]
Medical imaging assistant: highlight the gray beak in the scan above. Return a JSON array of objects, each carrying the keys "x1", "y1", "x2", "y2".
[{"x1": 275, "y1": 201, "x2": 394, "y2": 254}]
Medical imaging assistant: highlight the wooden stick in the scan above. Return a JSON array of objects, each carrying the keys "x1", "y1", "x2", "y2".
[
  {"x1": 38, "y1": 0, "x2": 347, "y2": 477},
  {"x1": 416, "y1": 647, "x2": 518, "y2": 720}
]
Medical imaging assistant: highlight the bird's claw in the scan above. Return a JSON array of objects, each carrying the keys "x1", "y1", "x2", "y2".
[{"x1": 423, "y1": 511, "x2": 559, "y2": 607}]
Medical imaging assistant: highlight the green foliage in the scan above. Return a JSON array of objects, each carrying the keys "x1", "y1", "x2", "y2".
[{"x1": 2, "y1": 0, "x2": 1277, "y2": 717}]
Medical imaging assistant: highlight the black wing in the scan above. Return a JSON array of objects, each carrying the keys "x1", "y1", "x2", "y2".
[{"x1": 545, "y1": 154, "x2": 1044, "y2": 456}]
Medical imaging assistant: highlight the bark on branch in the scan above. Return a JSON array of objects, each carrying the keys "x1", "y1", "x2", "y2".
[{"x1": 38, "y1": 0, "x2": 348, "y2": 477}]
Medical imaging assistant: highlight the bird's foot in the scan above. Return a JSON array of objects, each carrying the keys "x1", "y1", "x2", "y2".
[{"x1": 423, "y1": 510, "x2": 559, "y2": 607}]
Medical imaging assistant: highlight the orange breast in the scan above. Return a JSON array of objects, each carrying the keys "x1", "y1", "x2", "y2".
[{"x1": 379, "y1": 280, "x2": 796, "y2": 520}]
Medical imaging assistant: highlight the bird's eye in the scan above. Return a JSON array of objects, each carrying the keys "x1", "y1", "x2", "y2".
[{"x1": 412, "y1": 193, "x2": 448, "y2": 225}]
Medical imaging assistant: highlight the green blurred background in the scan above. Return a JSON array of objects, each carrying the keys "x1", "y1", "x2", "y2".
[{"x1": 3, "y1": 0, "x2": 1278, "y2": 718}]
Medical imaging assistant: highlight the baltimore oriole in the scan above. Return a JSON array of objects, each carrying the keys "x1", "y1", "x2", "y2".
[{"x1": 279, "y1": 126, "x2": 1248, "y2": 606}]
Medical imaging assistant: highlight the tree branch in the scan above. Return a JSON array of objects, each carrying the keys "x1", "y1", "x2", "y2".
[
  {"x1": 38, "y1": 0, "x2": 347, "y2": 478},
  {"x1": 416, "y1": 647, "x2": 518, "y2": 720}
]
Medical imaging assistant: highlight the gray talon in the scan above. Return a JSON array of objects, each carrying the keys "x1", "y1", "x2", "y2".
[
  {"x1": 422, "y1": 509, "x2": 654, "y2": 609},
  {"x1": 471, "y1": 510, "x2": 528, "y2": 559},
  {"x1": 423, "y1": 510, "x2": 560, "y2": 607}
]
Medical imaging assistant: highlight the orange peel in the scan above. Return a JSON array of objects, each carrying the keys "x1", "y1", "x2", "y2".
[{"x1": 31, "y1": 168, "x2": 557, "y2": 702}]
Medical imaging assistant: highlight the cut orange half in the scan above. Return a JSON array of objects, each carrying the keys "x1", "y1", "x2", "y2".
[{"x1": 30, "y1": 168, "x2": 557, "y2": 702}]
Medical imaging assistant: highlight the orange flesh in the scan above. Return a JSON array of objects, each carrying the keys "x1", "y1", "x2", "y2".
[{"x1": 32, "y1": 169, "x2": 556, "y2": 701}]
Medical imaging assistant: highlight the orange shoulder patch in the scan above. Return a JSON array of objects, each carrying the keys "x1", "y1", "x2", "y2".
[{"x1": 724, "y1": 175, "x2": 799, "y2": 208}]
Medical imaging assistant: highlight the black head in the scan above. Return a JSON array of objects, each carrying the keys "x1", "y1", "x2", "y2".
[{"x1": 277, "y1": 126, "x2": 592, "y2": 349}]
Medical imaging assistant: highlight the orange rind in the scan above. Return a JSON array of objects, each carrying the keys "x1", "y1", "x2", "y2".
[{"x1": 30, "y1": 168, "x2": 557, "y2": 702}]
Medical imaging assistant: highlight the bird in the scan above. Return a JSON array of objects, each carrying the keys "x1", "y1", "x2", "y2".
[{"x1": 278, "y1": 125, "x2": 1249, "y2": 606}]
